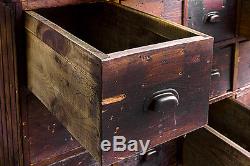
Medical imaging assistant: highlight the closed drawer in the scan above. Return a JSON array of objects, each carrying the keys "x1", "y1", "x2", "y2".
[
  {"x1": 188, "y1": 0, "x2": 236, "y2": 42},
  {"x1": 237, "y1": 41, "x2": 250, "y2": 89},
  {"x1": 25, "y1": 2, "x2": 213, "y2": 165},
  {"x1": 210, "y1": 45, "x2": 233, "y2": 98}
]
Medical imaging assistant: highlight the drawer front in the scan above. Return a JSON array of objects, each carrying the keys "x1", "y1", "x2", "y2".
[
  {"x1": 121, "y1": 0, "x2": 182, "y2": 24},
  {"x1": 188, "y1": 0, "x2": 236, "y2": 42},
  {"x1": 237, "y1": 41, "x2": 250, "y2": 89},
  {"x1": 102, "y1": 39, "x2": 213, "y2": 164},
  {"x1": 210, "y1": 45, "x2": 233, "y2": 98}
]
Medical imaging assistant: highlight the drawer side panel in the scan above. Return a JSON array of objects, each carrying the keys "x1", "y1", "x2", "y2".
[{"x1": 26, "y1": 30, "x2": 102, "y2": 162}]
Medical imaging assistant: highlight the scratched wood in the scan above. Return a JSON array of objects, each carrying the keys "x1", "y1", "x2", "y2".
[
  {"x1": 25, "y1": 2, "x2": 213, "y2": 164},
  {"x1": 0, "y1": 2, "x2": 23, "y2": 166},
  {"x1": 183, "y1": 126, "x2": 250, "y2": 166}
]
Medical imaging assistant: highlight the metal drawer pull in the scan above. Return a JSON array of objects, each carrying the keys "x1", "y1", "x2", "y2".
[
  {"x1": 211, "y1": 69, "x2": 221, "y2": 77},
  {"x1": 144, "y1": 89, "x2": 179, "y2": 112},
  {"x1": 204, "y1": 11, "x2": 221, "y2": 23}
]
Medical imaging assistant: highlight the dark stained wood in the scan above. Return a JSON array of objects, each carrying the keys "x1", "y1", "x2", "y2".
[
  {"x1": 21, "y1": 0, "x2": 97, "y2": 10},
  {"x1": 209, "y1": 45, "x2": 234, "y2": 98},
  {"x1": 121, "y1": 0, "x2": 183, "y2": 24},
  {"x1": 102, "y1": 37, "x2": 213, "y2": 165},
  {"x1": 183, "y1": 126, "x2": 250, "y2": 166},
  {"x1": 0, "y1": 2, "x2": 23, "y2": 166},
  {"x1": 113, "y1": 139, "x2": 178, "y2": 166},
  {"x1": 27, "y1": 93, "x2": 98, "y2": 166},
  {"x1": 237, "y1": 41, "x2": 250, "y2": 89},
  {"x1": 238, "y1": 0, "x2": 250, "y2": 39},
  {"x1": 25, "y1": 2, "x2": 213, "y2": 164},
  {"x1": 187, "y1": 0, "x2": 237, "y2": 42},
  {"x1": 209, "y1": 99, "x2": 250, "y2": 152}
]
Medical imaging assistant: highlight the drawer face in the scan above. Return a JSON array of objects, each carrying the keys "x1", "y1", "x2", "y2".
[
  {"x1": 188, "y1": 0, "x2": 236, "y2": 42},
  {"x1": 121, "y1": 0, "x2": 183, "y2": 24},
  {"x1": 102, "y1": 40, "x2": 213, "y2": 164},
  {"x1": 237, "y1": 41, "x2": 250, "y2": 89},
  {"x1": 210, "y1": 46, "x2": 233, "y2": 98},
  {"x1": 25, "y1": 2, "x2": 213, "y2": 165}
]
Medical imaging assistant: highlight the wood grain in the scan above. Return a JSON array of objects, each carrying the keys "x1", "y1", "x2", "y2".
[
  {"x1": 25, "y1": 2, "x2": 213, "y2": 164},
  {"x1": 183, "y1": 126, "x2": 250, "y2": 166},
  {"x1": 25, "y1": 28, "x2": 102, "y2": 162},
  {"x1": 102, "y1": 36, "x2": 213, "y2": 165},
  {"x1": 121, "y1": 0, "x2": 182, "y2": 24},
  {"x1": 21, "y1": 0, "x2": 97, "y2": 10},
  {"x1": 0, "y1": 2, "x2": 23, "y2": 166}
]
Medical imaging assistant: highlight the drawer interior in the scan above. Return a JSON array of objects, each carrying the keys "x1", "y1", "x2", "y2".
[
  {"x1": 209, "y1": 98, "x2": 250, "y2": 151},
  {"x1": 33, "y1": 2, "x2": 197, "y2": 54},
  {"x1": 183, "y1": 126, "x2": 250, "y2": 166}
]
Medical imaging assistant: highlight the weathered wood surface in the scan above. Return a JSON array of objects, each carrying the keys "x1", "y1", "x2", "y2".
[
  {"x1": 238, "y1": 0, "x2": 250, "y2": 39},
  {"x1": 27, "y1": 94, "x2": 98, "y2": 166},
  {"x1": 25, "y1": 2, "x2": 213, "y2": 164},
  {"x1": 21, "y1": 0, "x2": 97, "y2": 10},
  {"x1": 114, "y1": 139, "x2": 179, "y2": 166},
  {"x1": 25, "y1": 11, "x2": 103, "y2": 162},
  {"x1": 188, "y1": 0, "x2": 236, "y2": 42},
  {"x1": 102, "y1": 36, "x2": 213, "y2": 164},
  {"x1": 183, "y1": 126, "x2": 250, "y2": 166},
  {"x1": 121, "y1": 0, "x2": 183, "y2": 24},
  {"x1": 209, "y1": 98, "x2": 250, "y2": 152},
  {"x1": 237, "y1": 41, "x2": 250, "y2": 89},
  {"x1": 0, "y1": 2, "x2": 23, "y2": 166},
  {"x1": 210, "y1": 45, "x2": 233, "y2": 98}
]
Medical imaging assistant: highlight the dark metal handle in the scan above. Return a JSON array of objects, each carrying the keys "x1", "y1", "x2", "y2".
[
  {"x1": 211, "y1": 69, "x2": 221, "y2": 77},
  {"x1": 204, "y1": 11, "x2": 221, "y2": 23},
  {"x1": 144, "y1": 89, "x2": 179, "y2": 112}
]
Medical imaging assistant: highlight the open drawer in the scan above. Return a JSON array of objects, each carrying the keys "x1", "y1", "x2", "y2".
[
  {"x1": 209, "y1": 98, "x2": 250, "y2": 151},
  {"x1": 24, "y1": 1, "x2": 213, "y2": 165},
  {"x1": 183, "y1": 126, "x2": 250, "y2": 166}
]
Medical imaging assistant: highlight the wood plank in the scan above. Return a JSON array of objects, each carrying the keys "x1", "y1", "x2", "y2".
[
  {"x1": 239, "y1": 0, "x2": 250, "y2": 38},
  {"x1": 0, "y1": 2, "x2": 23, "y2": 165},
  {"x1": 21, "y1": 0, "x2": 97, "y2": 10},
  {"x1": 209, "y1": 98, "x2": 250, "y2": 152},
  {"x1": 183, "y1": 126, "x2": 250, "y2": 166},
  {"x1": 121, "y1": 0, "x2": 183, "y2": 24},
  {"x1": 26, "y1": 94, "x2": 98, "y2": 166},
  {"x1": 26, "y1": 29, "x2": 102, "y2": 162}
]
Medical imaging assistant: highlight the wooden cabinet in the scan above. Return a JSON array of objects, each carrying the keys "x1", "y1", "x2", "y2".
[
  {"x1": 25, "y1": 2, "x2": 213, "y2": 164},
  {"x1": 1, "y1": 0, "x2": 250, "y2": 165}
]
